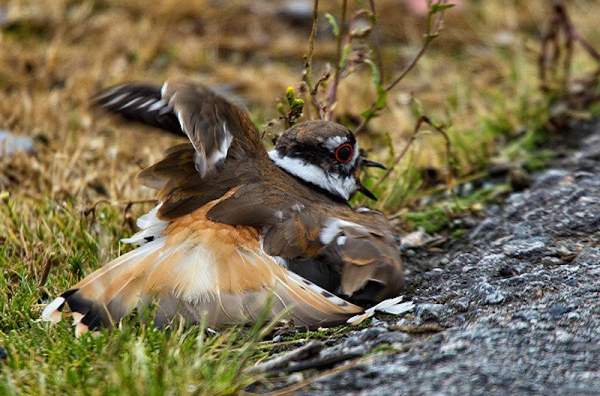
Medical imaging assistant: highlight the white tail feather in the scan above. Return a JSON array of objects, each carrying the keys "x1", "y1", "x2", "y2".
[
  {"x1": 121, "y1": 204, "x2": 168, "y2": 246},
  {"x1": 346, "y1": 296, "x2": 414, "y2": 325}
]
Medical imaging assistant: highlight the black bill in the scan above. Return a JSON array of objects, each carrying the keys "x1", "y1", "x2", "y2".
[
  {"x1": 355, "y1": 156, "x2": 385, "y2": 200},
  {"x1": 359, "y1": 158, "x2": 386, "y2": 170}
]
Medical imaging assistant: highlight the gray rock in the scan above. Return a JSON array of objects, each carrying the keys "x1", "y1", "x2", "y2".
[
  {"x1": 547, "y1": 305, "x2": 571, "y2": 318},
  {"x1": 567, "y1": 312, "x2": 581, "y2": 321},
  {"x1": 416, "y1": 304, "x2": 444, "y2": 323},
  {"x1": 361, "y1": 327, "x2": 388, "y2": 341},
  {"x1": 573, "y1": 247, "x2": 600, "y2": 265},
  {"x1": 427, "y1": 268, "x2": 445, "y2": 279},
  {"x1": 472, "y1": 281, "x2": 507, "y2": 305},
  {"x1": 375, "y1": 332, "x2": 412, "y2": 345},
  {"x1": 470, "y1": 217, "x2": 505, "y2": 240},
  {"x1": 512, "y1": 309, "x2": 540, "y2": 322},
  {"x1": 344, "y1": 337, "x2": 362, "y2": 347},
  {"x1": 448, "y1": 297, "x2": 469, "y2": 312},
  {"x1": 0, "y1": 130, "x2": 35, "y2": 156},
  {"x1": 532, "y1": 169, "x2": 570, "y2": 189},
  {"x1": 502, "y1": 239, "x2": 547, "y2": 258}
]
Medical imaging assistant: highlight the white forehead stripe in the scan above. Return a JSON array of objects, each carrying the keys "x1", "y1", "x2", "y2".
[
  {"x1": 269, "y1": 150, "x2": 356, "y2": 201},
  {"x1": 323, "y1": 136, "x2": 348, "y2": 151}
]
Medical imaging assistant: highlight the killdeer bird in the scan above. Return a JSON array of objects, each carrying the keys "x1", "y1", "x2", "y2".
[{"x1": 42, "y1": 80, "x2": 405, "y2": 335}]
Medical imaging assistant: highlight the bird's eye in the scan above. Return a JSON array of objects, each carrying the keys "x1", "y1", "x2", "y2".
[{"x1": 334, "y1": 143, "x2": 354, "y2": 164}]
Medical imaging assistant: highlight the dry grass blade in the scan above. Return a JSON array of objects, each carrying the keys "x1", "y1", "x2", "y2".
[
  {"x1": 257, "y1": 354, "x2": 373, "y2": 396},
  {"x1": 366, "y1": 115, "x2": 455, "y2": 203},
  {"x1": 246, "y1": 341, "x2": 323, "y2": 374},
  {"x1": 325, "y1": 0, "x2": 348, "y2": 120},
  {"x1": 389, "y1": 324, "x2": 448, "y2": 333},
  {"x1": 354, "y1": 0, "x2": 451, "y2": 136},
  {"x1": 302, "y1": 0, "x2": 323, "y2": 119},
  {"x1": 539, "y1": 3, "x2": 600, "y2": 91},
  {"x1": 368, "y1": 0, "x2": 384, "y2": 84}
]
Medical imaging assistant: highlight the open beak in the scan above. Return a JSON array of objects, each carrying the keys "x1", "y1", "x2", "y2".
[
  {"x1": 359, "y1": 158, "x2": 386, "y2": 170},
  {"x1": 355, "y1": 157, "x2": 386, "y2": 201},
  {"x1": 357, "y1": 182, "x2": 378, "y2": 200}
]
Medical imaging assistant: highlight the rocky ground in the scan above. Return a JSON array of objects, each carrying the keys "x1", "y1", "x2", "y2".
[{"x1": 288, "y1": 121, "x2": 600, "y2": 395}]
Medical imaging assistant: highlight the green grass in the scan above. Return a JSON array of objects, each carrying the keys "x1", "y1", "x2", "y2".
[
  {"x1": 0, "y1": 197, "x2": 271, "y2": 395},
  {"x1": 400, "y1": 183, "x2": 510, "y2": 234},
  {"x1": 1, "y1": 321, "x2": 262, "y2": 396}
]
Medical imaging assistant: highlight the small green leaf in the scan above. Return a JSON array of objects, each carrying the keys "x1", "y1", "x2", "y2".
[
  {"x1": 410, "y1": 98, "x2": 424, "y2": 118},
  {"x1": 375, "y1": 87, "x2": 387, "y2": 110},
  {"x1": 364, "y1": 59, "x2": 381, "y2": 86},
  {"x1": 276, "y1": 102, "x2": 285, "y2": 115},
  {"x1": 339, "y1": 43, "x2": 351, "y2": 69},
  {"x1": 590, "y1": 102, "x2": 600, "y2": 117},
  {"x1": 291, "y1": 98, "x2": 305, "y2": 112},
  {"x1": 325, "y1": 13, "x2": 340, "y2": 37},
  {"x1": 429, "y1": 3, "x2": 455, "y2": 14}
]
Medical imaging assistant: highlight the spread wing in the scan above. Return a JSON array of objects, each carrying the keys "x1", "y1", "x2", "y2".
[
  {"x1": 95, "y1": 80, "x2": 270, "y2": 220},
  {"x1": 93, "y1": 83, "x2": 183, "y2": 136},
  {"x1": 94, "y1": 80, "x2": 264, "y2": 177},
  {"x1": 42, "y1": 195, "x2": 364, "y2": 335},
  {"x1": 208, "y1": 186, "x2": 404, "y2": 306}
]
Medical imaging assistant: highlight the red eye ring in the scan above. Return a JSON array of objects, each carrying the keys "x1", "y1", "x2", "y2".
[{"x1": 334, "y1": 143, "x2": 354, "y2": 164}]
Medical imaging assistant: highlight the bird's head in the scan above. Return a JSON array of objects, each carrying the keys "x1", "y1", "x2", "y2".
[{"x1": 268, "y1": 120, "x2": 384, "y2": 202}]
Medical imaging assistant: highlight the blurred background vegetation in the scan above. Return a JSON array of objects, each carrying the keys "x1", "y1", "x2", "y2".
[
  {"x1": 1, "y1": 1, "x2": 599, "y2": 394},
  {"x1": 1, "y1": 0, "x2": 599, "y2": 212}
]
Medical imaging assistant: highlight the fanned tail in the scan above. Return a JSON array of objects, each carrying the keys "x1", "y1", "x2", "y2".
[
  {"x1": 42, "y1": 239, "x2": 167, "y2": 336},
  {"x1": 42, "y1": 202, "x2": 366, "y2": 336}
]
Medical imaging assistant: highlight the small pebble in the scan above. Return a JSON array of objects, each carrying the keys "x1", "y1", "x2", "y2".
[
  {"x1": 416, "y1": 304, "x2": 444, "y2": 323},
  {"x1": 547, "y1": 305, "x2": 571, "y2": 318}
]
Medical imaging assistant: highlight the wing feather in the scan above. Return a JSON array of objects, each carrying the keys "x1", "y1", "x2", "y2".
[
  {"x1": 94, "y1": 80, "x2": 265, "y2": 178},
  {"x1": 93, "y1": 83, "x2": 183, "y2": 136},
  {"x1": 318, "y1": 213, "x2": 404, "y2": 304},
  {"x1": 42, "y1": 202, "x2": 364, "y2": 335}
]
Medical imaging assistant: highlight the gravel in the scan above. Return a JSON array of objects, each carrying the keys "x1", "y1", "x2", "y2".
[{"x1": 296, "y1": 121, "x2": 600, "y2": 395}]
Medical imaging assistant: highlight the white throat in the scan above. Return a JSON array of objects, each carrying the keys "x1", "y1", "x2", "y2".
[{"x1": 269, "y1": 150, "x2": 356, "y2": 201}]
